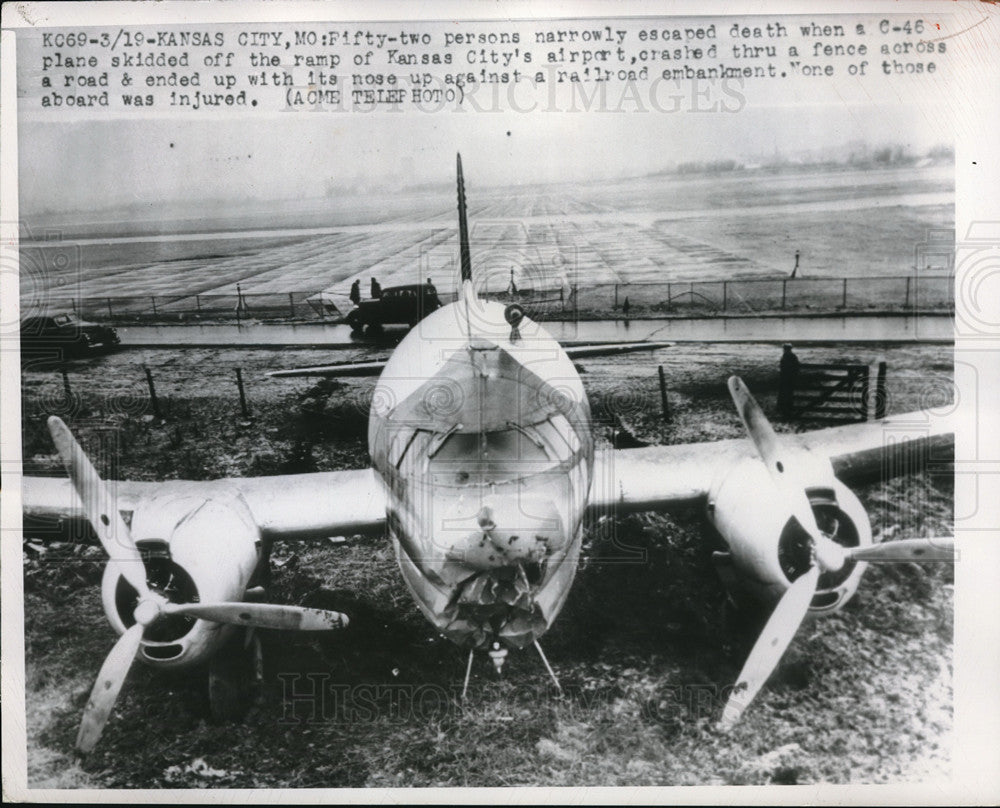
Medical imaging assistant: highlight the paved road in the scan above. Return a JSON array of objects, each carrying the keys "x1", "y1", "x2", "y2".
[{"x1": 116, "y1": 313, "x2": 953, "y2": 348}]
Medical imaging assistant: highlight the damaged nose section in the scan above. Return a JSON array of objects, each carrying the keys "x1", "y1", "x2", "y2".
[
  {"x1": 436, "y1": 495, "x2": 566, "y2": 649},
  {"x1": 446, "y1": 496, "x2": 565, "y2": 573}
]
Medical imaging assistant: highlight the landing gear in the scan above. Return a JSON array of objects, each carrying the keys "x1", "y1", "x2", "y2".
[
  {"x1": 208, "y1": 629, "x2": 263, "y2": 721},
  {"x1": 207, "y1": 546, "x2": 271, "y2": 720},
  {"x1": 533, "y1": 640, "x2": 562, "y2": 695},
  {"x1": 460, "y1": 639, "x2": 562, "y2": 699}
]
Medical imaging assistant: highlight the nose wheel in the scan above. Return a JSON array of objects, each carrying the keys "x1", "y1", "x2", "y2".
[
  {"x1": 459, "y1": 639, "x2": 561, "y2": 700},
  {"x1": 208, "y1": 629, "x2": 264, "y2": 721}
]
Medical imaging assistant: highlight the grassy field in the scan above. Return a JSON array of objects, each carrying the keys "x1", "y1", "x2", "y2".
[{"x1": 19, "y1": 342, "x2": 953, "y2": 789}]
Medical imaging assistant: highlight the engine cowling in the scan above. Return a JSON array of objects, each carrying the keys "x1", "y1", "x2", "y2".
[
  {"x1": 707, "y1": 457, "x2": 872, "y2": 612},
  {"x1": 101, "y1": 492, "x2": 262, "y2": 668}
]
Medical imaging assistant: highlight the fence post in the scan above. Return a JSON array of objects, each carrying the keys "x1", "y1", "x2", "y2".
[
  {"x1": 288, "y1": 293, "x2": 296, "y2": 317},
  {"x1": 861, "y1": 366, "x2": 871, "y2": 421},
  {"x1": 235, "y1": 367, "x2": 250, "y2": 418},
  {"x1": 151, "y1": 296, "x2": 158, "y2": 315},
  {"x1": 666, "y1": 282, "x2": 672, "y2": 312},
  {"x1": 781, "y1": 279, "x2": 787, "y2": 310},
  {"x1": 874, "y1": 361, "x2": 887, "y2": 420},
  {"x1": 722, "y1": 281, "x2": 728, "y2": 312},
  {"x1": 614, "y1": 283, "x2": 618, "y2": 310},
  {"x1": 143, "y1": 366, "x2": 162, "y2": 419},
  {"x1": 61, "y1": 363, "x2": 73, "y2": 408},
  {"x1": 195, "y1": 295, "x2": 202, "y2": 313},
  {"x1": 658, "y1": 365, "x2": 670, "y2": 423},
  {"x1": 904, "y1": 276, "x2": 911, "y2": 309},
  {"x1": 841, "y1": 278, "x2": 848, "y2": 309}
]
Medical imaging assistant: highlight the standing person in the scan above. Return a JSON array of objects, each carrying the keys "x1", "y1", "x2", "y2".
[
  {"x1": 349, "y1": 279, "x2": 361, "y2": 306},
  {"x1": 778, "y1": 343, "x2": 800, "y2": 416},
  {"x1": 622, "y1": 296, "x2": 631, "y2": 320},
  {"x1": 425, "y1": 277, "x2": 440, "y2": 307},
  {"x1": 235, "y1": 282, "x2": 250, "y2": 321},
  {"x1": 370, "y1": 277, "x2": 382, "y2": 299},
  {"x1": 790, "y1": 249, "x2": 801, "y2": 279},
  {"x1": 507, "y1": 267, "x2": 518, "y2": 297}
]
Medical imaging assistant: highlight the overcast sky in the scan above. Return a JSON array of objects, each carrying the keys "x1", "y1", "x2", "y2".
[
  {"x1": 15, "y1": 12, "x2": 956, "y2": 219},
  {"x1": 17, "y1": 100, "x2": 952, "y2": 218}
]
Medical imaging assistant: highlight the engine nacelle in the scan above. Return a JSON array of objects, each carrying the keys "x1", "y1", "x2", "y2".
[
  {"x1": 101, "y1": 492, "x2": 262, "y2": 668},
  {"x1": 707, "y1": 456, "x2": 872, "y2": 613}
]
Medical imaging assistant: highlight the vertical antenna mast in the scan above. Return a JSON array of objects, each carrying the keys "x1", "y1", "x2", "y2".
[{"x1": 456, "y1": 153, "x2": 472, "y2": 284}]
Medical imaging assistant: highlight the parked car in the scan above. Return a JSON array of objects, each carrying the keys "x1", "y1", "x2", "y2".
[
  {"x1": 20, "y1": 311, "x2": 120, "y2": 358},
  {"x1": 344, "y1": 284, "x2": 442, "y2": 333}
]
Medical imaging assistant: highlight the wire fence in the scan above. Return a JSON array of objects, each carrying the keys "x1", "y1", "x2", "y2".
[
  {"x1": 37, "y1": 291, "x2": 323, "y2": 323},
  {"x1": 36, "y1": 274, "x2": 953, "y2": 324},
  {"x1": 489, "y1": 274, "x2": 954, "y2": 321}
]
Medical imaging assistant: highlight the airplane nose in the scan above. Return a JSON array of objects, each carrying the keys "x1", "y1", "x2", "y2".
[{"x1": 443, "y1": 495, "x2": 564, "y2": 573}]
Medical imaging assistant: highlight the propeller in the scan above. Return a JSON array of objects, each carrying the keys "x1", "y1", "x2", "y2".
[
  {"x1": 727, "y1": 377, "x2": 846, "y2": 573},
  {"x1": 717, "y1": 379, "x2": 954, "y2": 730},
  {"x1": 719, "y1": 565, "x2": 819, "y2": 731},
  {"x1": 846, "y1": 536, "x2": 953, "y2": 563},
  {"x1": 160, "y1": 601, "x2": 346, "y2": 631},
  {"x1": 76, "y1": 624, "x2": 144, "y2": 754},
  {"x1": 48, "y1": 415, "x2": 151, "y2": 595},
  {"x1": 46, "y1": 416, "x2": 348, "y2": 753}
]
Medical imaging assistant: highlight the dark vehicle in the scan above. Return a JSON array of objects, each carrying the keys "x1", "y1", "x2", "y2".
[
  {"x1": 344, "y1": 284, "x2": 442, "y2": 334},
  {"x1": 20, "y1": 311, "x2": 120, "y2": 358}
]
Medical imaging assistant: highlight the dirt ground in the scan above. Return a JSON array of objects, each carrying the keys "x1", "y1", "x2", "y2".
[{"x1": 18, "y1": 340, "x2": 953, "y2": 789}]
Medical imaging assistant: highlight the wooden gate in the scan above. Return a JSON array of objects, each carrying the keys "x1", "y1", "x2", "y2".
[{"x1": 788, "y1": 363, "x2": 871, "y2": 422}]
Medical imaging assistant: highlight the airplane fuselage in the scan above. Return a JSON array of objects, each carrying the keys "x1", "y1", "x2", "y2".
[{"x1": 368, "y1": 294, "x2": 594, "y2": 650}]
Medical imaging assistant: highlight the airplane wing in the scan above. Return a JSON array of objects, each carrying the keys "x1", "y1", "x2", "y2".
[
  {"x1": 588, "y1": 411, "x2": 954, "y2": 515},
  {"x1": 22, "y1": 468, "x2": 387, "y2": 542},
  {"x1": 564, "y1": 341, "x2": 672, "y2": 359},
  {"x1": 267, "y1": 342, "x2": 672, "y2": 378},
  {"x1": 23, "y1": 410, "x2": 951, "y2": 541},
  {"x1": 268, "y1": 358, "x2": 390, "y2": 378}
]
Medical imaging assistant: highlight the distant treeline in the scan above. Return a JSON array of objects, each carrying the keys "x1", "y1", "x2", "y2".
[{"x1": 669, "y1": 143, "x2": 953, "y2": 176}]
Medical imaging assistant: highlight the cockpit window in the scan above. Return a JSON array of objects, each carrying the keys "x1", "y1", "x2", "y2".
[
  {"x1": 432, "y1": 416, "x2": 582, "y2": 485},
  {"x1": 429, "y1": 428, "x2": 551, "y2": 476},
  {"x1": 385, "y1": 411, "x2": 586, "y2": 488},
  {"x1": 427, "y1": 423, "x2": 462, "y2": 459},
  {"x1": 388, "y1": 427, "x2": 422, "y2": 469},
  {"x1": 540, "y1": 413, "x2": 580, "y2": 459}
]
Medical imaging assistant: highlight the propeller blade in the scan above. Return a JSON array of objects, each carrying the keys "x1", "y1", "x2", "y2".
[
  {"x1": 47, "y1": 416, "x2": 150, "y2": 596},
  {"x1": 727, "y1": 377, "x2": 845, "y2": 572},
  {"x1": 847, "y1": 537, "x2": 954, "y2": 563},
  {"x1": 76, "y1": 623, "x2": 144, "y2": 753},
  {"x1": 163, "y1": 601, "x2": 348, "y2": 631},
  {"x1": 719, "y1": 564, "x2": 820, "y2": 731}
]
